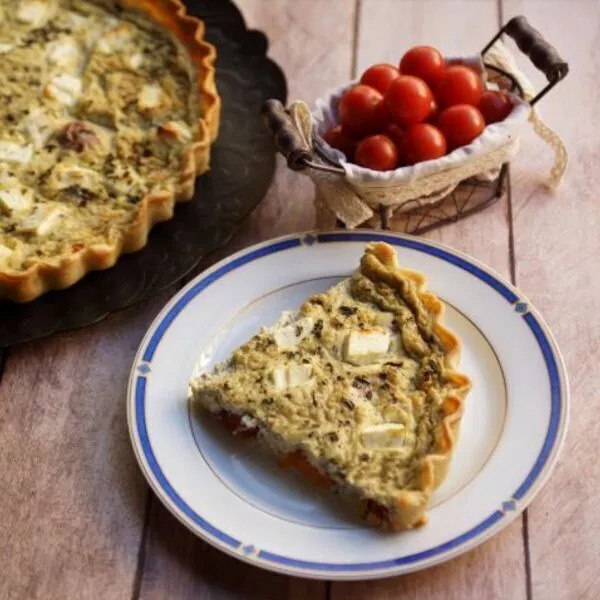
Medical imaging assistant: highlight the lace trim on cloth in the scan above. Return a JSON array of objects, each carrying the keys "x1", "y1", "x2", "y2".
[{"x1": 484, "y1": 41, "x2": 568, "y2": 191}]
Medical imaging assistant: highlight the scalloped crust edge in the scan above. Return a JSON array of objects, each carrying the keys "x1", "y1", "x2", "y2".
[
  {"x1": 0, "y1": 0, "x2": 220, "y2": 302},
  {"x1": 360, "y1": 242, "x2": 471, "y2": 531}
]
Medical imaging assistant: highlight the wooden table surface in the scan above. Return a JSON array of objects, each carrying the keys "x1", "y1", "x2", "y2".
[{"x1": 1, "y1": 1, "x2": 597, "y2": 598}]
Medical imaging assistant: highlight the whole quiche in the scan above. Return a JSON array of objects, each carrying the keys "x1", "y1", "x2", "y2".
[{"x1": 0, "y1": 0, "x2": 220, "y2": 301}]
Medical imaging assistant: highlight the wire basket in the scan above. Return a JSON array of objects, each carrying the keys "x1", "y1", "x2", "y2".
[{"x1": 262, "y1": 16, "x2": 568, "y2": 233}]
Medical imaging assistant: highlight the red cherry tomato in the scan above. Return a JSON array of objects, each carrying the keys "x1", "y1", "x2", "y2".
[
  {"x1": 373, "y1": 100, "x2": 393, "y2": 133},
  {"x1": 436, "y1": 65, "x2": 484, "y2": 107},
  {"x1": 360, "y1": 63, "x2": 400, "y2": 95},
  {"x1": 384, "y1": 75, "x2": 433, "y2": 127},
  {"x1": 322, "y1": 125, "x2": 358, "y2": 160},
  {"x1": 399, "y1": 46, "x2": 446, "y2": 88},
  {"x1": 385, "y1": 122, "x2": 405, "y2": 147},
  {"x1": 437, "y1": 104, "x2": 485, "y2": 150},
  {"x1": 338, "y1": 84, "x2": 384, "y2": 136},
  {"x1": 355, "y1": 134, "x2": 399, "y2": 171},
  {"x1": 478, "y1": 90, "x2": 513, "y2": 123},
  {"x1": 398, "y1": 123, "x2": 447, "y2": 165},
  {"x1": 426, "y1": 97, "x2": 439, "y2": 122}
]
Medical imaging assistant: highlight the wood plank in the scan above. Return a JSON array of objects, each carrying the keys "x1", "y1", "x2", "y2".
[
  {"x1": 332, "y1": 1, "x2": 527, "y2": 598},
  {"x1": 225, "y1": 0, "x2": 363, "y2": 246},
  {"x1": 138, "y1": 500, "x2": 324, "y2": 600},
  {"x1": 137, "y1": 1, "x2": 355, "y2": 597},
  {"x1": 500, "y1": 1, "x2": 600, "y2": 598},
  {"x1": 0, "y1": 296, "x2": 169, "y2": 599}
]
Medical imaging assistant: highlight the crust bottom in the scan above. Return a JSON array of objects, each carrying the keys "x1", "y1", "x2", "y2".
[
  {"x1": 200, "y1": 403, "x2": 411, "y2": 531},
  {"x1": 200, "y1": 401, "x2": 457, "y2": 532},
  {"x1": 0, "y1": 0, "x2": 220, "y2": 303}
]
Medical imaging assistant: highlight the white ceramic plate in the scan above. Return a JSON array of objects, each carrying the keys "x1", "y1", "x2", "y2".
[{"x1": 127, "y1": 231, "x2": 569, "y2": 580}]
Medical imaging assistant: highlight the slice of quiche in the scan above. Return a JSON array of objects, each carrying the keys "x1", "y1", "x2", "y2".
[{"x1": 189, "y1": 242, "x2": 471, "y2": 531}]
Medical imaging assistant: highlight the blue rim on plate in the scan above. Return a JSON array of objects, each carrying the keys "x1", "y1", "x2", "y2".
[{"x1": 128, "y1": 231, "x2": 568, "y2": 577}]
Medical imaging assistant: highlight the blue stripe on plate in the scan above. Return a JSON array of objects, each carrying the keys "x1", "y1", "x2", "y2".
[
  {"x1": 258, "y1": 510, "x2": 504, "y2": 570},
  {"x1": 317, "y1": 232, "x2": 519, "y2": 303},
  {"x1": 135, "y1": 375, "x2": 240, "y2": 548},
  {"x1": 142, "y1": 239, "x2": 301, "y2": 362},
  {"x1": 135, "y1": 232, "x2": 563, "y2": 573},
  {"x1": 512, "y1": 313, "x2": 561, "y2": 500}
]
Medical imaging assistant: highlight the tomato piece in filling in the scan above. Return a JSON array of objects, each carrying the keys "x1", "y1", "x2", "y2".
[
  {"x1": 215, "y1": 410, "x2": 258, "y2": 439},
  {"x1": 279, "y1": 450, "x2": 334, "y2": 489},
  {"x1": 365, "y1": 499, "x2": 390, "y2": 524}
]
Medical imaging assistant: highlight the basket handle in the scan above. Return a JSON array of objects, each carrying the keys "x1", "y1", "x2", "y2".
[
  {"x1": 261, "y1": 99, "x2": 346, "y2": 174},
  {"x1": 482, "y1": 15, "x2": 568, "y2": 106},
  {"x1": 260, "y1": 99, "x2": 312, "y2": 171}
]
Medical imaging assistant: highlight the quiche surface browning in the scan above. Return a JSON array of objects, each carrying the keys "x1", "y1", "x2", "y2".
[
  {"x1": 190, "y1": 243, "x2": 471, "y2": 531},
  {"x1": 0, "y1": 0, "x2": 219, "y2": 301}
]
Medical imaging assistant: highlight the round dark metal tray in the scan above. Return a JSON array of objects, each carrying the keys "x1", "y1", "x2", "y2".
[{"x1": 0, "y1": 0, "x2": 286, "y2": 347}]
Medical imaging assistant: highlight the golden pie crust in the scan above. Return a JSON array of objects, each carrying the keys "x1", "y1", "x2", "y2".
[{"x1": 0, "y1": 0, "x2": 220, "y2": 302}]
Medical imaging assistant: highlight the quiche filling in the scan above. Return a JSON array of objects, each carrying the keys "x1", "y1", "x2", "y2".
[
  {"x1": 0, "y1": 0, "x2": 200, "y2": 270},
  {"x1": 190, "y1": 243, "x2": 470, "y2": 530}
]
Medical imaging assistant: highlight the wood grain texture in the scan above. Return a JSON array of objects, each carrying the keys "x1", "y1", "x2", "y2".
[
  {"x1": 138, "y1": 498, "x2": 324, "y2": 600},
  {"x1": 135, "y1": 1, "x2": 353, "y2": 597},
  {"x1": 502, "y1": 1, "x2": 600, "y2": 598},
  {"x1": 332, "y1": 1, "x2": 527, "y2": 599},
  {"x1": 1, "y1": 1, "x2": 590, "y2": 598},
  {"x1": 228, "y1": 0, "x2": 360, "y2": 244},
  {"x1": 0, "y1": 296, "x2": 170, "y2": 599}
]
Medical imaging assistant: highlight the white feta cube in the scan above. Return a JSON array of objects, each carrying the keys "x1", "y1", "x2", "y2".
[
  {"x1": 18, "y1": 205, "x2": 65, "y2": 236},
  {"x1": 54, "y1": 165, "x2": 99, "y2": 190},
  {"x1": 127, "y1": 53, "x2": 143, "y2": 70},
  {"x1": 273, "y1": 317, "x2": 314, "y2": 349},
  {"x1": 344, "y1": 329, "x2": 391, "y2": 364},
  {"x1": 0, "y1": 244, "x2": 12, "y2": 262},
  {"x1": 361, "y1": 423, "x2": 409, "y2": 450},
  {"x1": 0, "y1": 186, "x2": 33, "y2": 214},
  {"x1": 45, "y1": 74, "x2": 82, "y2": 106},
  {"x1": 17, "y1": 0, "x2": 55, "y2": 28},
  {"x1": 0, "y1": 141, "x2": 33, "y2": 165},
  {"x1": 138, "y1": 83, "x2": 164, "y2": 110},
  {"x1": 287, "y1": 364, "x2": 313, "y2": 387},
  {"x1": 271, "y1": 363, "x2": 313, "y2": 389},
  {"x1": 272, "y1": 366, "x2": 287, "y2": 390},
  {"x1": 22, "y1": 109, "x2": 55, "y2": 149},
  {"x1": 47, "y1": 39, "x2": 82, "y2": 68}
]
